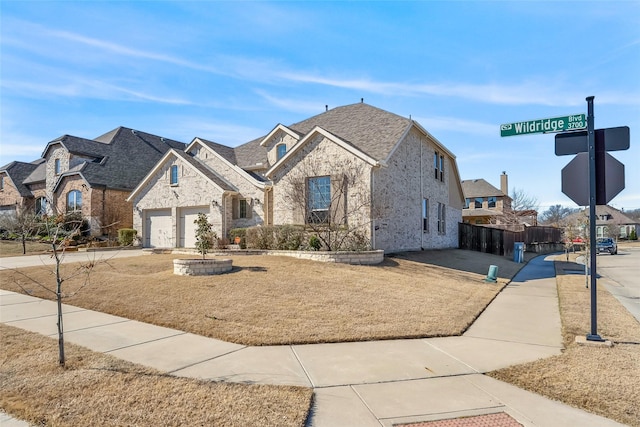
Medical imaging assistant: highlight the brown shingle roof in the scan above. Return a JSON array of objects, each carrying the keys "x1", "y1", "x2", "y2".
[{"x1": 461, "y1": 179, "x2": 506, "y2": 198}]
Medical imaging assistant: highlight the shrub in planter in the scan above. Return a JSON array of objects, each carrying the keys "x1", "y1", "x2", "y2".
[
  {"x1": 118, "y1": 228, "x2": 137, "y2": 246},
  {"x1": 194, "y1": 213, "x2": 217, "y2": 259}
]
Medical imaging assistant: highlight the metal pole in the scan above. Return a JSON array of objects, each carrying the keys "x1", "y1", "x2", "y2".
[{"x1": 586, "y1": 96, "x2": 603, "y2": 342}]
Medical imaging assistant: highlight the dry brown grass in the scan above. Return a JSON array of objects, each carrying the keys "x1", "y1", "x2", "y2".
[
  {"x1": 0, "y1": 240, "x2": 51, "y2": 257},
  {"x1": 0, "y1": 324, "x2": 312, "y2": 427},
  {"x1": 0, "y1": 250, "x2": 517, "y2": 345},
  {"x1": 489, "y1": 254, "x2": 640, "y2": 427}
]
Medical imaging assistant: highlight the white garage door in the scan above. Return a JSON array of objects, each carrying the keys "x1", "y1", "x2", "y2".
[
  {"x1": 145, "y1": 209, "x2": 172, "y2": 248},
  {"x1": 179, "y1": 207, "x2": 209, "y2": 248}
]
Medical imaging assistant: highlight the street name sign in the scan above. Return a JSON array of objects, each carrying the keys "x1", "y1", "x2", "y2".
[{"x1": 500, "y1": 114, "x2": 586, "y2": 137}]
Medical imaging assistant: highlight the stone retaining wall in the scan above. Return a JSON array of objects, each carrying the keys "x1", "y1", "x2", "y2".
[
  {"x1": 265, "y1": 249, "x2": 384, "y2": 265},
  {"x1": 173, "y1": 258, "x2": 232, "y2": 275},
  {"x1": 150, "y1": 248, "x2": 385, "y2": 265}
]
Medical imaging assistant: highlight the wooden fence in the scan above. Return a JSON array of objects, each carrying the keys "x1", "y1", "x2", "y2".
[{"x1": 458, "y1": 223, "x2": 562, "y2": 258}]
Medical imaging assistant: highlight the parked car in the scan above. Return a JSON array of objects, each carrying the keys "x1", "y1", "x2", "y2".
[{"x1": 596, "y1": 237, "x2": 618, "y2": 255}]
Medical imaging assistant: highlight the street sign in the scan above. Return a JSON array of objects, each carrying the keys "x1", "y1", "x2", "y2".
[
  {"x1": 555, "y1": 126, "x2": 630, "y2": 155},
  {"x1": 561, "y1": 152, "x2": 625, "y2": 205},
  {"x1": 500, "y1": 114, "x2": 586, "y2": 137}
]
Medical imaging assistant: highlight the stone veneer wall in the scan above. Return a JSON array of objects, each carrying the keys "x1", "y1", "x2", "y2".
[
  {"x1": 173, "y1": 258, "x2": 233, "y2": 275},
  {"x1": 373, "y1": 127, "x2": 461, "y2": 252},
  {"x1": 148, "y1": 248, "x2": 385, "y2": 265}
]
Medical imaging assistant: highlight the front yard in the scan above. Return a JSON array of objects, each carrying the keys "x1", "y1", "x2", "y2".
[{"x1": 0, "y1": 250, "x2": 514, "y2": 345}]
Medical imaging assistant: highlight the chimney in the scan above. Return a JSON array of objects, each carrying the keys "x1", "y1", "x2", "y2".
[{"x1": 500, "y1": 171, "x2": 508, "y2": 196}]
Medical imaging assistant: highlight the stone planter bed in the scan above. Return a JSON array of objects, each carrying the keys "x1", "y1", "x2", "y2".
[{"x1": 173, "y1": 258, "x2": 232, "y2": 276}]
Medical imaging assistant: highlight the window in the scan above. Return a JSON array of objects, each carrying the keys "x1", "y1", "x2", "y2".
[
  {"x1": 0, "y1": 176, "x2": 4, "y2": 190},
  {"x1": 170, "y1": 165, "x2": 178, "y2": 185},
  {"x1": 67, "y1": 190, "x2": 82, "y2": 212},
  {"x1": 437, "y1": 203, "x2": 446, "y2": 234},
  {"x1": 276, "y1": 144, "x2": 287, "y2": 160},
  {"x1": 488, "y1": 196, "x2": 497, "y2": 208},
  {"x1": 232, "y1": 198, "x2": 252, "y2": 219},
  {"x1": 474, "y1": 197, "x2": 483, "y2": 208},
  {"x1": 54, "y1": 159, "x2": 61, "y2": 175},
  {"x1": 239, "y1": 199, "x2": 248, "y2": 218},
  {"x1": 434, "y1": 152, "x2": 444, "y2": 182},
  {"x1": 35, "y1": 197, "x2": 47, "y2": 215},
  {"x1": 422, "y1": 198, "x2": 429, "y2": 232},
  {"x1": 307, "y1": 176, "x2": 331, "y2": 223},
  {"x1": 464, "y1": 198, "x2": 470, "y2": 209}
]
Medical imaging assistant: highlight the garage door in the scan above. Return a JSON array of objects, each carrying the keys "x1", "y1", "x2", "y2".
[
  {"x1": 145, "y1": 209, "x2": 172, "y2": 248},
  {"x1": 179, "y1": 207, "x2": 209, "y2": 248}
]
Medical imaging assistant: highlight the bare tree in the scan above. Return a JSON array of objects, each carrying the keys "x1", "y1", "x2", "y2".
[
  {"x1": 540, "y1": 204, "x2": 578, "y2": 227},
  {"x1": 0, "y1": 203, "x2": 42, "y2": 255},
  {"x1": 278, "y1": 157, "x2": 383, "y2": 251},
  {"x1": 9, "y1": 212, "x2": 109, "y2": 367}
]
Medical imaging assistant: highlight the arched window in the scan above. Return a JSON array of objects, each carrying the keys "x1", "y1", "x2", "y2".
[
  {"x1": 35, "y1": 197, "x2": 48, "y2": 216},
  {"x1": 67, "y1": 190, "x2": 82, "y2": 212}
]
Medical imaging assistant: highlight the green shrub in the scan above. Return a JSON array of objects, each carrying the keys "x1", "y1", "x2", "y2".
[
  {"x1": 630, "y1": 228, "x2": 638, "y2": 241},
  {"x1": 245, "y1": 226, "x2": 274, "y2": 249},
  {"x1": 309, "y1": 235, "x2": 322, "y2": 251},
  {"x1": 275, "y1": 225, "x2": 303, "y2": 250},
  {"x1": 118, "y1": 228, "x2": 137, "y2": 246}
]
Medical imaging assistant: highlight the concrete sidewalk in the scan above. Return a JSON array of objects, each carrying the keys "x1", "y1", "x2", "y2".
[{"x1": 0, "y1": 254, "x2": 626, "y2": 426}]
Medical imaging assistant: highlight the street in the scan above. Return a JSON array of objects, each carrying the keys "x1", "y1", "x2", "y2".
[{"x1": 597, "y1": 245, "x2": 640, "y2": 323}]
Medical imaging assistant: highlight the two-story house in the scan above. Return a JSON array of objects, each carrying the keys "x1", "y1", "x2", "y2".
[{"x1": 0, "y1": 127, "x2": 185, "y2": 236}]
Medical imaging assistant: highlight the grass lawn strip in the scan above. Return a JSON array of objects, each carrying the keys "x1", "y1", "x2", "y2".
[
  {"x1": 0, "y1": 324, "x2": 312, "y2": 427},
  {"x1": 0, "y1": 251, "x2": 512, "y2": 345},
  {"x1": 489, "y1": 254, "x2": 640, "y2": 427}
]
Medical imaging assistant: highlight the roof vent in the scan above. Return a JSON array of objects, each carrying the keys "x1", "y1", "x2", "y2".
[
  {"x1": 131, "y1": 129, "x2": 137, "y2": 135},
  {"x1": 361, "y1": 98, "x2": 364, "y2": 103},
  {"x1": 325, "y1": 105, "x2": 328, "y2": 112}
]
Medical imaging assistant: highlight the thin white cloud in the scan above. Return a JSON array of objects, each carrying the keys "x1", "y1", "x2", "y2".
[
  {"x1": 1, "y1": 78, "x2": 192, "y2": 105},
  {"x1": 277, "y1": 72, "x2": 638, "y2": 107},
  {"x1": 413, "y1": 115, "x2": 496, "y2": 136},
  {"x1": 254, "y1": 90, "x2": 328, "y2": 115}
]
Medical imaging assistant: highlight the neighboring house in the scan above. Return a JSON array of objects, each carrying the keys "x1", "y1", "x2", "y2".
[
  {"x1": 0, "y1": 127, "x2": 185, "y2": 236},
  {"x1": 129, "y1": 102, "x2": 465, "y2": 253},
  {"x1": 0, "y1": 159, "x2": 44, "y2": 217},
  {"x1": 461, "y1": 172, "x2": 538, "y2": 228},
  {"x1": 564, "y1": 205, "x2": 640, "y2": 239},
  {"x1": 461, "y1": 172, "x2": 512, "y2": 225}
]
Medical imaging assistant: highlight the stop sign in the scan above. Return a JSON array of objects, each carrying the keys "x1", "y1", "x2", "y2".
[{"x1": 561, "y1": 152, "x2": 625, "y2": 205}]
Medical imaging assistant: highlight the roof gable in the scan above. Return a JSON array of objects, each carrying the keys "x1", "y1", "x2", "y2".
[
  {"x1": 0, "y1": 161, "x2": 40, "y2": 197},
  {"x1": 265, "y1": 126, "x2": 379, "y2": 179},
  {"x1": 127, "y1": 149, "x2": 235, "y2": 202}
]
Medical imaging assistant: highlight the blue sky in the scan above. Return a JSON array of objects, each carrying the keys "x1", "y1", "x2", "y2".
[{"x1": 1, "y1": 1, "x2": 639, "y2": 212}]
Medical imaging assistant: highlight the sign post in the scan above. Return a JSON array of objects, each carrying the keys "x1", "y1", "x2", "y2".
[{"x1": 585, "y1": 96, "x2": 604, "y2": 342}]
